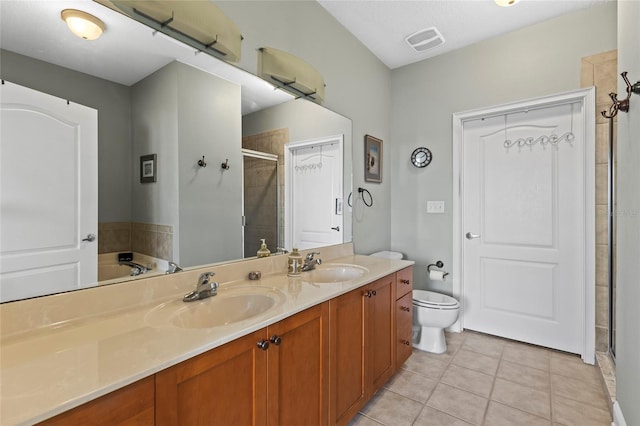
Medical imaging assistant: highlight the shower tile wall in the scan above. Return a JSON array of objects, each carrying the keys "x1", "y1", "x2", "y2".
[
  {"x1": 98, "y1": 221, "x2": 173, "y2": 261},
  {"x1": 242, "y1": 128, "x2": 289, "y2": 253},
  {"x1": 580, "y1": 50, "x2": 617, "y2": 353}
]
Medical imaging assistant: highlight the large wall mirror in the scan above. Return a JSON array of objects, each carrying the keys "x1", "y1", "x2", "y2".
[{"x1": 0, "y1": 0, "x2": 352, "y2": 302}]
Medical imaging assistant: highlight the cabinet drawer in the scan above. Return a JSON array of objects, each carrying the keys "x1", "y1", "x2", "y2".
[
  {"x1": 395, "y1": 267, "x2": 413, "y2": 299},
  {"x1": 396, "y1": 292, "x2": 413, "y2": 369}
]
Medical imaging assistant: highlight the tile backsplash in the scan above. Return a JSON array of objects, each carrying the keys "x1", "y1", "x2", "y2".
[{"x1": 99, "y1": 222, "x2": 173, "y2": 261}]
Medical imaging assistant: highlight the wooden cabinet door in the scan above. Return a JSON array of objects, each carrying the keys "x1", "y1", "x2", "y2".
[
  {"x1": 155, "y1": 328, "x2": 268, "y2": 426},
  {"x1": 366, "y1": 276, "x2": 395, "y2": 395},
  {"x1": 330, "y1": 287, "x2": 367, "y2": 426},
  {"x1": 266, "y1": 303, "x2": 329, "y2": 426},
  {"x1": 39, "y1": 376, "x2": 154, "y2": 426},
  {"x1": 396, "y1": 292, "x2": 413, "y2": 369}
]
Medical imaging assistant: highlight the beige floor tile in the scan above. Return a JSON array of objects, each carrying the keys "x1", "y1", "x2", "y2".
[
  {"x1": 462, "y1": 333, "x2": 505, "y2": 358},
  {"x1": 552, "y1": 394, "x2": 612, "y2": 426},
  {"x1": 426, "y1": 383, "x2": 488, "y2": 426},
  {"x1": 551, "y1": 374, "x2": 608, "y2": 411},
  {"x1": 491, "y1": 378, "x2": 551, "y2": 419},
  {"x1": 484, "y1": 401, "x2": 551, "y2": 426},
  {"x1": 440, "y1": 364, "x2": 495, "y2": 397},
  {"x1": 413, "y1": 406, "x2": 475, "y2": 426},
  {"x1": 451, "y1": 349, "x2": 500, "y2": 376},
  {"x1": 445, "y1": 331, "x2": 469, "y2": 346},
  {"x1": 422, "y1": 342, "x2": 461, "y2": 363},
  {"x1": 497, "y1": 359, "x2": 550, "y2": 392},
  {"x1": 550, "y1": 357, "x2": 602, "y2": 387},
  {"x1": 360, "y1": 389, "x2": 423, "y2": 426},
  {"x1": 502, "y1": 344, "x2": 550, "y2": 371},
  {"x1": 403, "y1": 350, "x2": 449, "y2": 380},
  {"x1": 348, "y1": 414, "x2": 384, "y2": 426},
  {"x1": 383, "y1": 368, "x2": 437, "y2": 403}
]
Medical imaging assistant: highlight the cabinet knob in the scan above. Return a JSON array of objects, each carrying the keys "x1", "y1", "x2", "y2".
[
  {"x1": 371, "y1": 290, "x2": 377, "y2": 296},
  {"x1": 269, "y1": 335, "x2": 282, "y2": 346},
  {"x1": 400, "y1": 279, "x2": 410, "y2": 285},
  {"x1": 364, "y1": 290, "x2": 372, "y2": 298},
  {"x1": 401, "y1": 339, "x2": 411, "y2": 346},
  {"x1": 257, "y1": 340, "x2": 270, "y2": 351},
  {"x1": 400, "y1": 306, "x2": 410, "y2": 312}
]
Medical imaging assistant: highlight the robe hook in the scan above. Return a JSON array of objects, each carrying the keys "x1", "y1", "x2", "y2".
[
  {"x1": 221, "y1": 159, "x2": 230, "y2": 170},
  {"x1": 601, "y1": 71, "x2": 640, "y2": 119},
  {"x1": 198, "y1": 156, "x2": 207, "y2": 167}
]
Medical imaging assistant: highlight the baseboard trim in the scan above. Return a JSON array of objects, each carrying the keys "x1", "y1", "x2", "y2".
[{"x1": 612, "y1": 401, "x2": 627, "y2": 426}]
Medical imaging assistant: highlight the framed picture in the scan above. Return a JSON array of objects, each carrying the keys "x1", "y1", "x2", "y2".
[
  {"x1": 140, "y1": 154, "x2": 157, "y2": 183},
  {"x1": 364, "y1": 135, "x2": 382, "y2": 183}
]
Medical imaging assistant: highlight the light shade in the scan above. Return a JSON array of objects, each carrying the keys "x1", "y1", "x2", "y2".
[
  {"x1": 96, "y1": 0, "x2": 242, "y2": 63},
  {"x1": 495, "y1": 0, "x2": 521, "y2": 7},
  {"x1": 61, "y1": 9, "x2": 105, "y2": 40},
  {"x1": 258, "y1": 47, "x2": 325, "y2": 103}
]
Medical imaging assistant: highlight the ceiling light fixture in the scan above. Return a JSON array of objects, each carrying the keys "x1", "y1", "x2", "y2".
[
  {"x1": 61, "y1": 9, "x2": 105, "y2": 40},
  {"x1": 495, "y1": 0, "x2": 521, "y2": 7}
]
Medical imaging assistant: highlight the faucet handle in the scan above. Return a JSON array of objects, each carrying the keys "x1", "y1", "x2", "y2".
[
  {"x1": 198, "y1": 271, "x2": 215, "y2": 284},
  {"x1": 306, "y1": 252, "x2": 321, "y2": 260}
]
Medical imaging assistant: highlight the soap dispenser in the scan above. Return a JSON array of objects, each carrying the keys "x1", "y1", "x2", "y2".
[
  {"x1": 257, "y1": 239, "x2": 271, "y2": 258},
  {"x1": 288, "y1": 248, "x2": 302, "y2": 277}
]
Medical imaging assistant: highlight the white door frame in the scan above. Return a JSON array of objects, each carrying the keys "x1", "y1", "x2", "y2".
[
  {"x1": 284, "y1": 134, "x2": 343, "y2": 250},
  {"x1": 452, "y1": 87, "x2": 596, "y2": 363}
]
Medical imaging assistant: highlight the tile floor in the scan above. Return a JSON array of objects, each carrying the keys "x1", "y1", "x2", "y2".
[{"x1": 349, "y1": 331, "x2": 612, "y2": 426}]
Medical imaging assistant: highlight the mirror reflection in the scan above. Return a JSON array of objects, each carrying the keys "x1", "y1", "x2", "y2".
[{"x1": 0, "y1": 0, "x2": 352, "y2": 302}]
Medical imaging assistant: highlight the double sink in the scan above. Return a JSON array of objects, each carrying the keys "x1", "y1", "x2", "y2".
[{"x1": 145, "y1": 264, "x2": 368, "y2": 329}]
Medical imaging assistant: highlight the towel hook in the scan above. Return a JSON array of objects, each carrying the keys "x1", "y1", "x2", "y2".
[
  {"x1": 601, "y1": 71, "x2": 640, "y2": 119},
  {"x1": 197, "y1": 156, "x2": 207, "y2": 167}
]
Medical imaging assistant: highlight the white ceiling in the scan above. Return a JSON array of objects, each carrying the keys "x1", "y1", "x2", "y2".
[
  {"x1": 0, "y1": 0, "x2": 292, "y2": 115},
  {"x1": 317, "y1": 0, "x2": 609, "y2": 69}
]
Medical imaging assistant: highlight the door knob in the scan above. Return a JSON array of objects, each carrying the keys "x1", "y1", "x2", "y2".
[
  {"x1": 82, "y1": 233, "x2": 96, "y2": 242},
  {"x1": 465, "y1": 232, "x2": 480, "y2": 240},
  {"x1": 331, "y1": 226, "x2": 340, "y2": 231}
]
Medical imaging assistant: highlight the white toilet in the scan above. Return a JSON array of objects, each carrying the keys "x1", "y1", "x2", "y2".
[{"x1": 412, "y1": 290, "x2": 460, "y2": 354}]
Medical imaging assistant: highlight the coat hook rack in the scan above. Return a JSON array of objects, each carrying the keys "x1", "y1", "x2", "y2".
[
  {"x1": 221, "y1": 159, "x2": 230, "y2": 170},
  {"x1": 601, "y1": 71, "x2": 640, "y2": 119},
  {"x1": 197, "y1": 156, "x2": 207, "y2": 167}
]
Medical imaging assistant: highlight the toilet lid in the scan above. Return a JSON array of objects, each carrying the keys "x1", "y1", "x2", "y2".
[{"x1": 412, "y1": 290, "x2": 458, "y2": 307}]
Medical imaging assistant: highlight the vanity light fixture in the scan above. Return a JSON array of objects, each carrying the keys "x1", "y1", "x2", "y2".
[
  {"x1": 95, "y1": 0, "x2": 242, "y2": 62},
  {"x1": 258, "y1": 47, "x2": 325, "y2": 103},
  {"x1": 494, "y1": 0, "x2": 521, "y2": 7},
  {"x1": 61, "y1": 9, "x2": 105, "y2": 40}
]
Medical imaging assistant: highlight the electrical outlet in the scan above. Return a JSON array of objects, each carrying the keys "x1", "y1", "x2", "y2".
[{"x1": 427, "y1": 201, "x2": 445, "y2": 214}]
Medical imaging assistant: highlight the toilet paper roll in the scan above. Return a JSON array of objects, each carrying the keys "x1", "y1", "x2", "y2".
[{"x1": 429, "y1": 270, "x2": 446, "y2": 281}]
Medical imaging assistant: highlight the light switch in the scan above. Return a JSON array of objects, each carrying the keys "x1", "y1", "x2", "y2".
[{"x1": 427, "y1": 201, "x2": 445, "y2": 214}]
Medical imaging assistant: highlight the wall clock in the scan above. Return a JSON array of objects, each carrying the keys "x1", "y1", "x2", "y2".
[{"x1": 411, "y1": 147, "x2": 432, "y2": 168}]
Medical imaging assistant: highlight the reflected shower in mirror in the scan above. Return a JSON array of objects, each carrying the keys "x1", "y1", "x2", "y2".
[{"x1": 0, "y1": 0, "x2": 352, "y2": 302}]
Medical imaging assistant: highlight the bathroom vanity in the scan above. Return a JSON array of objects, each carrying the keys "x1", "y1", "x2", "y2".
[{"x1": 0, "y1": 244, "x2": 413, "y2": 425}]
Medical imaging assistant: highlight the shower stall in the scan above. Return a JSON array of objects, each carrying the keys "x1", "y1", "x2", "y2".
[{"x1": 242, "y1": 149, "x2": 279, "y2": 258}]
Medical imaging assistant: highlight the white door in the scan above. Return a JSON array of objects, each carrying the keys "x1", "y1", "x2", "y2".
[
  {"x1": 286, "y1": 136, "x2": 343, "y2": 250},
  {"x1": 1, "y1": 81, "x2": 98, "y2": 302},
  {"x1": 461, "y1": 101, "x2": 588, "y2": 354}
]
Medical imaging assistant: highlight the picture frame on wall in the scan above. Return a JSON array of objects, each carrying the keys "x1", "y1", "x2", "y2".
[
  {"x1": 364, "y1": 135, "x2": 382, "y2": 183},
  {"x1": 140, "y1": 154, "x2": 157, "y2": 183}
]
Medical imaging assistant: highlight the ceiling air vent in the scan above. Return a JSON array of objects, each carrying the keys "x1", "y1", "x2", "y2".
[{"x1": 405, "y1": 27, "x2": 445, "y2": 52}]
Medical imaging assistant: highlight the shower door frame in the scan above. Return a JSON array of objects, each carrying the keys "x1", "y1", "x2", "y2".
[{"x1": 451, "y1": 87, "x2": 596, "y2": 363}]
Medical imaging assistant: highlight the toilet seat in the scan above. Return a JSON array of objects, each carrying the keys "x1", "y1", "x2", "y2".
[{"x1": 412, "y1": 290, "x2": 459, "y2": 310}]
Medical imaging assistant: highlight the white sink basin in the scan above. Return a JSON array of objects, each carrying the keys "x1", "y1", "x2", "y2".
[
  {"x1": 305, "y1": 264, "x2": 369, "y2": 283},
  {"x1": 145, "y1": 285, "x2": 285, "y2": 329}
]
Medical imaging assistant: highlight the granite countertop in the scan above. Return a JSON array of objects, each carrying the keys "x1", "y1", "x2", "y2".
[{"x1": 0, "y1": 251, "x2": 413, "y2": 425}]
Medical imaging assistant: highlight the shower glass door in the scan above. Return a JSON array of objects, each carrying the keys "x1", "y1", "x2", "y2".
[{"x1": 242, "y1": 149, "x2": 279, "y2": 258}]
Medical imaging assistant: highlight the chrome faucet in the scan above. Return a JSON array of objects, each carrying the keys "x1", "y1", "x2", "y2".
[
  {"x1": 166, "y1": 261, "x2": 183, "y2": 274},
  {"x1": 301, "y1": 252, "x2": 322, "y2": 272},
  {"x1": 119, "y1": 260, "x2": 148, "y2": 276},
  {"x1": 183, "y1": 272, "x2": 219, "y2": 302}
]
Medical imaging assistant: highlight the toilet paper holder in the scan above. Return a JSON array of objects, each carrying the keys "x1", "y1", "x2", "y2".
[{"x1": 427, "y1": 261, "x2": 449, "y2": 278}]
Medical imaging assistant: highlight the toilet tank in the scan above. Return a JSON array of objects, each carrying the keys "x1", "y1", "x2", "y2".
[{"x1": 369, "y1": 251, "x2": 403, "y2": 260}]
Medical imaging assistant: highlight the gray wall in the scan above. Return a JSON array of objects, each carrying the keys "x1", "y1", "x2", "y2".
[
  {"x1": 176, "y1": 62, "x2": 243, "y2": 266},
  {"x1": 615, "y1": 1, "x2": 640, "y2": 424},
  {"x1": 0, "y1": 49, "x2": 132, "y2": 223},
  {"x1": 216, "y1": 0, "x2": 392, "y2": 255},
  {"x1": 243, "y1": 99, "x2": 353, "y2": 242},
  {"x1": 389, "y1": 3, "x2": 617, "y2": 293},
  {"x1": 131, "y1": 61, "x2": 243, "y2": 266}
]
